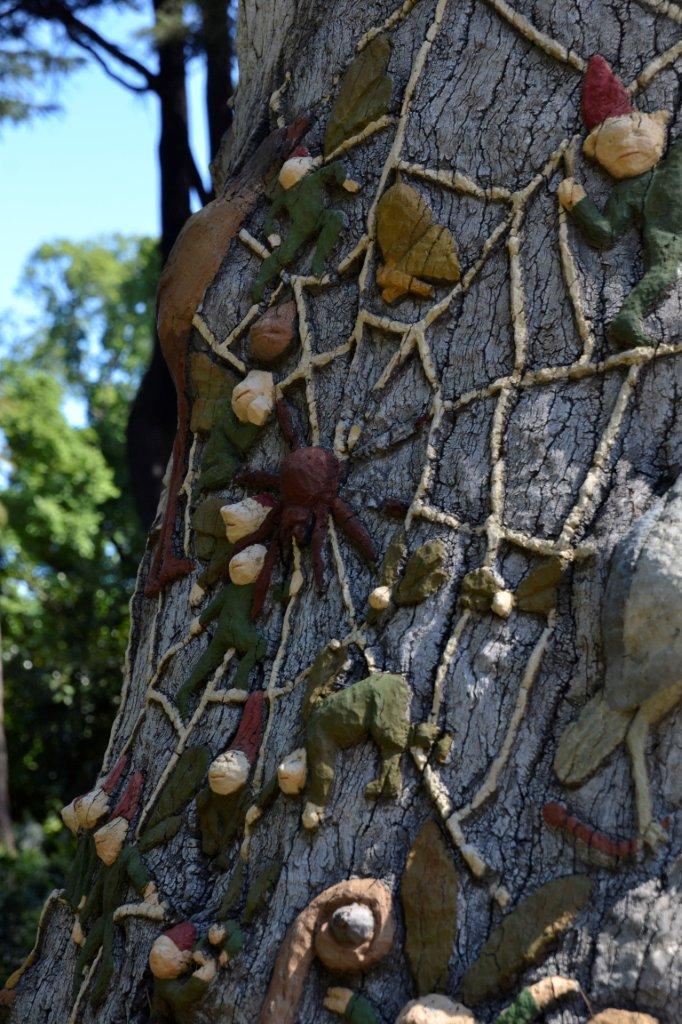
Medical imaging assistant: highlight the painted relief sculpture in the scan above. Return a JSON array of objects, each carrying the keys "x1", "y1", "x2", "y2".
[
  {"x1": 146, "y1": 118, "x2": 308, "y2": 596},
  {"x1": 554, "y1": 474, "x2": 682, "y2": 849},
  {"x1": 148, "y1": 922, "x2": 228, "y2": 1024},
  {"x1": 73, "y1": 774, "x2": 158, "y2": 1007},
  {"x1": 558, "y1": 55, "x2": 681, "y2": 348},
  {"x1": 324, "y1": 34, "x2": 393, "y2": 156},
  {"x1": 302, "y1": 672, "x2": 436, "y2": 829},
  {"x1": 249, "y1": 301, "x2": 298, "y2": 364},
  {"x1": 260, "y1": 877, "x2": 395, "y2": 1024},
  {"x1": 324, "y1": 977, "x2": 581, "y2": 1024},
  {"x1": 177, "y1": 583, "x2": 266, "y2": 715},
  {"x1": 224, "y1": 400, "x2": 376, "y2": 617},
  {"x1": 376, "y1": 182, "x2": 460, "y2": 302},
  {"x1": 251, "y1": 147, "x2": 360, "y2": 300}
]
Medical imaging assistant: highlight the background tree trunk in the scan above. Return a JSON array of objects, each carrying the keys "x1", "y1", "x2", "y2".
[{"x1": 8, "y1": 1, "x2": 682, "y2": 1022}]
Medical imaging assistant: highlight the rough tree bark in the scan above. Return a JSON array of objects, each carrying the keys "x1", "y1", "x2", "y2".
[{"x1": 6, "y1": 1, "x2": 682, "y2": 1023}]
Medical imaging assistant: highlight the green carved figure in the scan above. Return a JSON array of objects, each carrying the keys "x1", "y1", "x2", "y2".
[
  {"x1": 195, "y1": 397, "x2": 260, "y2": 495},
  {"x1": 251, "y1": 147, "x2": 359, "y2": 301},
  {"x1": 559, "y1": 56, "x2": 682, "y2": 349},
  {"x1": 302, "y1": 672, "x2": 435, "y2": 830},
  {"x1": 74, "y1": 832, "x2": 156, "y2": 1008},
  {"x1": 324, "y1": 976, "x2": 580, "y2": 1024},
  {"x1": 177, "y1": 582, "x2": 266, "y2": 716},
  {"x1": 148, "y1": 921, "x2": 243, "y2": 1024}
]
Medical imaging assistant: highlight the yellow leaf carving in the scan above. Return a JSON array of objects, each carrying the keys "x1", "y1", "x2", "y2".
[{"x1": 376, "y1": 182, "x2": 461, "y2": 303}]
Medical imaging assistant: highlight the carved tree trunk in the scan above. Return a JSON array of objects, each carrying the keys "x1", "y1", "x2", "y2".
[{"x1": 8, "y1": 2, "x2": 682, "y2": 1023}]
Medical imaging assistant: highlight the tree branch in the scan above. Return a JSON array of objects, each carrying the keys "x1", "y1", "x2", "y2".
[{"x1": 37, "y1": 0, "x2": 159, "y2": 91}]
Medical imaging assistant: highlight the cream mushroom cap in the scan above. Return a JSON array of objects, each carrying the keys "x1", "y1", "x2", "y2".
[{"x1": 395, "y1": 995, "x2": 476, "y2": 1024}]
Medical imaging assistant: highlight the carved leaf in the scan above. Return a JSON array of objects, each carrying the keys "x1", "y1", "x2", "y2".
[
  {"x1": 395, "y1": 539, "x2": 447, "y2": 606},
  {"x1": 401, "y1": 820, "x2": 459, "y2": 995},
  {"x1": 140, "y1": 746, "x2": 211, "y2": 843},
  {"x1": 190, "y1": 352, "x2": 236, "y2": 433},
  {"x1": 554, "y1": 693, "x2": 632, "y2": 786},
  {"x1": 516, "y1": 556, "x2": 566, "y2": 614},
  {"x1": 324, "y1": 35, "x2": 393, "y2": 156},
  {"x1": 376, "y1": 182, "x2": 461, "y2": 303},
  {"x1": 460, "y1": 875, "x2": 594, "y2": 1004}
]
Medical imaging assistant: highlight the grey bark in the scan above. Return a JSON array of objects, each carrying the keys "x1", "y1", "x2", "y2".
[{"x1": 9, "y1": 1, "x2": 682, "y2": 1023}]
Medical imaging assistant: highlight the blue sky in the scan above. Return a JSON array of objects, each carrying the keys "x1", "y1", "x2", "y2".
[{"x1": 0, "y1": 11, "x2": 210, "y2": 314}]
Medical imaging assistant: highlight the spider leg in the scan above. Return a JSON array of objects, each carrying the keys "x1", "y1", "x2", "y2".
[
  {"x1": 230, "y1": 506, "x2": 281, "y2": 557},
  {"x1": 330, "y1": 497, "x2": 377, "y2": 562},
  {"x1": 276, "y1": 400, "x2": 302, "y2": 450},
  {"x1": 251, "y1": 536, "x2": 281, "y2": 619},
  {"x1": 234, "y1": 469, "x2": 281, "y2": 490},
  {"x1": 310, "y1": 508, "x2": 329, "y2": 591}
]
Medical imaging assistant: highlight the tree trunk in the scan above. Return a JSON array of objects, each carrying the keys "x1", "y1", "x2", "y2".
[
  {"x1": 7, "y1": 2, "x2": 682, "y2": 1023},
  {"x1": 198, "y1": 0, "x2": 234, "y2": 160}
]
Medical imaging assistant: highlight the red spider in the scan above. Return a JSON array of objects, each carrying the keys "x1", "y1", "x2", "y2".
[{"x1": 232, "y1": 401, "x2": 377, "y2": 618}]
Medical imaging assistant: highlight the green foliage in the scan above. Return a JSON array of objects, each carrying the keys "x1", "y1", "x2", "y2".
[
  {"x1": 0, "y1": 41, "x2": 81, "y2": 126},
  {"x1": 0, "y1": 818, "x2": 72, "y2": 980},
  {"x1": 0, "y1": 235, "x2": 158, "y2": 820}
]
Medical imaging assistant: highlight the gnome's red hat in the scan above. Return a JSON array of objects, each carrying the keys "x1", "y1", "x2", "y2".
[
  {"x1": 164, "y1": 922, "x2": 197, "y2": 951},
  {"x1": 289, "y1": 145, "x2": 311, "y2": 159},
  {"x1": 110, "y1": 771, "x2": 144, "y2": 821},
  {"x1": 582, "y1": 55, "x2": 633, "y2": 130},
  {"x1": 101, "y1": 753, "x2": 129, "y2": 795}
]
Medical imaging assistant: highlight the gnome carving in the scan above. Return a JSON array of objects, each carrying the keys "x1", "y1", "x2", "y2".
[{"x1": 558, "y1": 55, "x2": 681, "y2": 349}]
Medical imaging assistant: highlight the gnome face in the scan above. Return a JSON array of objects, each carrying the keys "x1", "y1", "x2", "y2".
[
  {"x1": 93, "y1": 815, "x2": 129, "y2": 865},
  {"x1": 149, "y1": 936, "x2": 192, "y2": 980},
  {"x1": 279, "y1": 155, "x2": 315, "y2": 190},
  {"x1": 208, "y1": 749, "x2": 251, "y2": 795},
  {"x1": 584, "y1": 110, "x2": 670, "y2": 179},
  {"x1": 395, "y1": 996, "x2": 476, "y2": 1024}
]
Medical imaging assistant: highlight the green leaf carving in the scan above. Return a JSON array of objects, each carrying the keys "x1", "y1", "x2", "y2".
[
  {"x1": 401, "y1": 820, "x2": 458, "y2": 995},
  {"x1": 138, "y1": 746, "x2": 211, "y2": 850},
  {"x1": 460, "y1": 875, "x2": 593, "y2": 1004},
  {"x1": 395, "y1": 539, "x2": 447, "y2": 606},
  {"x1": 324, "y1": 35, "x2": 393, "y2": 156}
]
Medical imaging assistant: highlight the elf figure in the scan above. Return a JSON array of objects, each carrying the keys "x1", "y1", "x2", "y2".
[
  {"x1": 148, "y1": 921, "x2": 242, "y2": 1024},
  {"x1": 324, "y1": 977, "x2": 580, "y2": 1024},
  {"x1": 251, "y1": 146, "x2": 360, "y2": 300},
  {"x1": 176, "y1": 582, "x2": 266, "y2": 716},
  {"x1": 558, "y1": 54, "x2": 681, "y2": 349},
  {"x1": 72, "y1": 774, "x2": 158, "y2": 1008}
]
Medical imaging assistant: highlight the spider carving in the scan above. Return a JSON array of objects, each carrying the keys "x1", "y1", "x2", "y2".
[{"x1": 231, "y1": 401, "x2": 377, "y2": 618}]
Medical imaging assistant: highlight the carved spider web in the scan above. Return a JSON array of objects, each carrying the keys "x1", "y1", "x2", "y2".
[{"x1": 100, "y1": 0, "x2": 682, "y2": 931}]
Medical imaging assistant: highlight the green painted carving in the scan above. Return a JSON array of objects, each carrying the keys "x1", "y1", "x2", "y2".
[
  {"x1": 301, "y1": 640, "x2": 348, "y2": 720},
  {"x1": 401, "y1": 820, "x2": 458, "y2": 995},
  {"x1": 554, "y1": 693, "x2": 631, "y2": 786},
  {"x1": 459, "y1": 566, "x2": 503, "y2": 612},
  {"x1": 516, "y1": 557, "x2": 565, "y2": 614},
  {"x1": 189, "y1": 352, "x2": 236, "y2": 434},
  {"x1": 324, "y1": 35, "x2": 393, "y2": 156},
  {"x1": 177, "y1": 583, "x2": 266, "y2": 716},
  {"x1": 217, "y1": 859, "x2": 246, "y2": 921},
  {"x1": 380, "y1": 528, "x2": 408, "y2": 590},
  {"x1": 242, "y1": 861, "x2": 282, "y2": 924},
  {"x1": 395, "y1": 539, "x2": 447, "y2": 606},
  {"x1": 73, "y1": 844, "x2": 152, "y2": 1007},
  {"x1": 252, "y1": 156, "x2": 356, "y2": 301},
  {"x1": 191, "y1": 497, "x2": 233, "y2": 590},
  {"x1": 304, "y1": 672, "x2": 427, "y2": 828},
  {"x1": 196, "y1": 785, "x2": 250, "y2": 866},
  {"x1": 194, "y1": 398, "x2": 260, "y2": 495},
  {"x1": 138, "y1": 747, "x2": 211, "y2": 852},
  {"x1": 558, "y1": 57, "x2": 681, "y2": 348},
  {"x1": 376, "y1": 182, "x2": 460, "y2": 303},
  {"x1": 64, "y1": 833, "x2": 99, "y2": 911},
  {"x1": 459, "y1": 875, "x2": 593, "y2": 1005}
]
